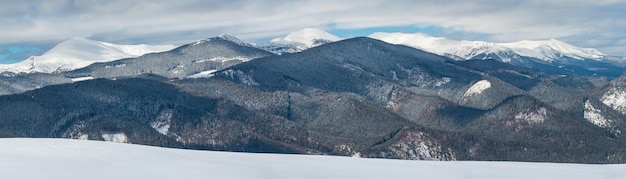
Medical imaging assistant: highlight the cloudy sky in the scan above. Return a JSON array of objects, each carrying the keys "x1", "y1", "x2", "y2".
[{"x1": 1, "y1": 0, "x2": 625, "y2": 63}]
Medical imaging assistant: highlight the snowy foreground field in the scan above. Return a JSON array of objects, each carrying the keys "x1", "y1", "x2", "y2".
[{"x1": 0, "y1": 139, "x2": 624, "y2": 179}]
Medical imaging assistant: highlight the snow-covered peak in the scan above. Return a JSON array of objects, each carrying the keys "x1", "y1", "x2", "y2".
[
  {"x1": 0, "y1": 38, "x2": 176, "y2": 74},
  {"x1": 261, "y1": 28, "x2": 342, "y2": 54},
  {"x1": 369, "y1": 32, "x2": 453, "y2": 54},
  {"x1": 191, "y1": 34, "x2": 252, "y2": 47},
  {"x1": 217, "y1": 33, "x2": 254, "y2": 47},
  {"x1": 274, "y1": 28, "x2": 341, "y2": 47},
  {"x1": 49, "y1": 37, "x2": 174, "y2": 59},
  {"x1": 502, "y1": 39, "x2": 606, "y2": 61}
]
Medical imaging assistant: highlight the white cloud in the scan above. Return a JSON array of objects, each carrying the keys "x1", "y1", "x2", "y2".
[{"x1": 0, "y1": 0, "x2": 625, "y2": 55}]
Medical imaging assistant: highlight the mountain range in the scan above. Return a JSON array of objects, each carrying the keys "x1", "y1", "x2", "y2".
[
  {"x1": 0, "y1": 28, "x2": 625, "y2": 163},
  {"x1": 2, "y1": 28, "x2": 623, "y2": 77}
]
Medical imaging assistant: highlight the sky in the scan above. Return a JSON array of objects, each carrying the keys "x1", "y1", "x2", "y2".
[{"x1": 1, "y1": 0, "x2": 625, "y2": 63}]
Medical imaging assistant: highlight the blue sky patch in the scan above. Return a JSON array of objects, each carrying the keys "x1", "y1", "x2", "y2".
[{"x1": 0, "y1": 44, "x2": 45, "y2": 64}]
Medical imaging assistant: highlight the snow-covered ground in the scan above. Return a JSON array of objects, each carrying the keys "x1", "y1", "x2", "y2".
[{"x1": 0, "y1": 138, "x2": 623, "y2": 179}]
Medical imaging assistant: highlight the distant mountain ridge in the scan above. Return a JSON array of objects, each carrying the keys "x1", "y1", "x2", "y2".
[
  {"x1": 2, "y1": 28, "x2": 622, "y2": 77},
  {"x1": 256, "y1": 28, "x2": 621, "y2": 65},
  {"x1": 369, "y1": 32, "x2": 626, "y2": 77},
  {"x1": 368, "y1": 32, "x2": 609, "y2": 62}
]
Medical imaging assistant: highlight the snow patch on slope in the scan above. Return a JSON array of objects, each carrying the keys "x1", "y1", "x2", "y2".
[
  {"x1": 335, "y1": 144, "x2": 361, "y2": 157},
  {"x1": 222, "y1": 69, "x2": 259, "y2": 86},
  {"x1": 169, "y1": 64, "x2": 185, "y2": 75},
  {"x1": 506, "y1": 108, "x2": 548, "y2": 131},
  {"x1": 63, "y1": 121, "x2": 89, "y2": 140},
  {"x1": 70, "y1": 76, "x2": 94, "y2": 82},
  {"x1": 104, "y1": 63, "x2": 126, "y2": 68},
  {"x1": 151, "y1": 110, "x2": 173, "y2": 135},
  {"x1": 584, "y1": 100, "x2": 614, "y2": 128},
  {"x1": 386, "y1": 131, "x2": 456, "y2": 161},
  {"x1": 515, "y1": 108, "x2": 547, "y2": 124},
  {"x1": 101, "y1": 132, "x2": 129, "y2": 143},
  {"x1": 435, "y1": 77, "x2": 451, "y2": 87},
  {"x1": 464, "y1": 80, "x2": 491, "y2": 97},
  {"x1": 600, "y1": 88, "x2": 626, "y2": 115},
  {"x1": 193, "y1": 56, "x2": 251, "y2": 63}
]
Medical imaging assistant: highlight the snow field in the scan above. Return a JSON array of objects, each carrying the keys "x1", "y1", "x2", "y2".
[{"x1": 0, "y1": 138, "x2": 624, "y2": 179}]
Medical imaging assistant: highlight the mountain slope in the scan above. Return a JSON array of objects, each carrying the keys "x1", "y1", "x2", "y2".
[
  {"x1": 211, "y1": 37, "x2": 626, "y2": 163},
  {"x1": 0, "y1": 38, "x2": 175, "y2": 74}
]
